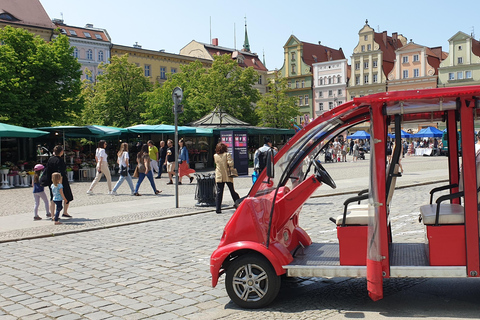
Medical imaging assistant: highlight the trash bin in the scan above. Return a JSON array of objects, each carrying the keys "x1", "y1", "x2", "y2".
[{"x1": 194, "y1": 173, "x2": 216, "y2": 207}]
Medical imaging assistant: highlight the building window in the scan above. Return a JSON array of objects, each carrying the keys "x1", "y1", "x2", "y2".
[
  {"x1": 337, "y1": 75, "x2": 341, "y2": 83},
  {"x1": 373, "y1": 74, "x2": 378, "y2": 83},
  {"x1": 98, "y1": 50, "x2": 104, "y2": 61},
  {"x1": 287, "y1": 81, "x2": 291, "y2": 88},
  {"x1": 413, "y1": 68, "x2": 419, "y2": 78},
  {"x1": 85, "y1": 69, "x2": 92, "y2": 82},
  {"x1": 364, "y1": 35, "x2": 368, "y2": 41},
  {"x1": 373, "y1": 60, "x2": 377, "y2": 68},
  {"x1": 329, "y1": 101, "x2": 334, "y2": 110},
  {"x1": 338, "y1": 89, "x2": 343, "y2": 96},
  {"x1": 449, "y1": 72, "x2": 455, "y2": 80},
  {"x1": 328, "y1": 77, "x2": 332, "y2": 84},
  {"x1": 328, "y1": 90, "x2": 333, "y2": 97},
  {"x1": 291, "y1": 52, "x2": 296, "y2": 61},
  {"x1": 258, "y1": 76, "x2": 262, "y2": 85},
  {"x1": 83, "y1": 32, "x2": 91, "y2": 38},
  {"x1": 338, "y1": 100, "x2": 343, "y2": 105},
  {"x1": 171, "y1": 68, "x2": 177, "y2": 74},
  {"x1": 466, "y1": 70, "x2": 472, "y2": 78},
  {"x1": 73, "y1": 47, "x2": 79, "y2": 58},
  {"x1": 458, "y1": 57, "x2": 463, "y2": 64},
  {"x1": 364, "y1": 75, "x2": 369, "y2": 84},
  {"x1": 160, "y1": 67, "x2": 166, "y2": 79},
  {"x1": 364, "y1": 62, "x2": 369, "y2": 69},
  {"x1": 355, "y1": 62, "x2": 360, "y2": 70},
  {"x1": 291, "y1": 64, "x2": 296, "y2": 74},
  {"x1": 301, "y1": 80, "x2": 305, "y2": 88},
  {"x1": 304, "y1": 95, "x2": 309, "y2": 105},
  {"x1": 457, "y1": 71, "x2": 464, "y2": 79},
  {"x1": 299, "y1": 96, "x2": 303, "y2": 106},
  {"x1": 459, "y1": 45, "x2": 463, "y2": 51},
  {"x1": 295, "y1": 81, "x2": 299, "y2": 89},
  {"x1": 318, "y1": 91, "x2": 323, "y2": 98},
  {"x1": 367, "y1": 44, "x2": 371, "y2": 51},
  {"x1": 144, "y1": 65, "x2": 151, "y2": 77},
  {"x1": 403, "y1": 70, "x2": 408, "y2": 79},
  {"x1": 413, "y1": 54, "x2": 419, "y2": 62},
  {"x1": 402, "y1": 56, "x2": 408, "y2": 63},
  {"x1": 86, "y1": 49, "x2": 93, "y2": 60},
  {"x1": 355, "y1": 76, "x2": 360, "y2": 85},
  {"x1": 361, "y1": 45, "x2": 365, "y2": 52},
  {"x1": 319, "y1": 102, "x2": 323, "y2": 111},
  {"x1": 319, "y1": 78, "x2": 323, "y2": 85}
]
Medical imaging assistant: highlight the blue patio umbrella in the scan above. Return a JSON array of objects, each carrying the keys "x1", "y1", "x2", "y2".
[
  {"x1": 412, "y1": 126, "x2": 443, "y2": 138},
  {"x1": 388, "y1": 130, "x2": 412, "y2": 139},
  {"x1": 347, "y1": 130, "x2": 370, "y2": 139}
]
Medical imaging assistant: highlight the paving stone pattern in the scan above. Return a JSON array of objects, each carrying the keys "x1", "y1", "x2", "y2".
[{"x1": 0, "y1": 182, "x2": 459, "y2": 319}]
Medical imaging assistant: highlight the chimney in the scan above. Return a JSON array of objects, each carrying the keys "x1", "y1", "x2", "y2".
[
  {"x1": 431, "y1": 46, "x2": 443, "y2": 59},
  {"x1": 133, "y1": 42, "x2": 142, "y2": 48},
  {"x1": 318, "y1": 41, "x2": 321, "y2": 45},
  {"x1": 392, "y1": 32, "x2": 398, "y2": 42},
  {"x1": 383, "y1": 31, "x2": 387, "y2": 47},
  {"x1": 212, "y1": 38, "x2": 219, "y2": 46},
  {"x1": 85, "y1": 23, "x2": 94, "y2": 28},
  {"x1": 327, "y1": 50, "x2": 332, "y2": 61}
]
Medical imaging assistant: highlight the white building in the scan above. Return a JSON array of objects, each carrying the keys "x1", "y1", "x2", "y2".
[
  {"x1": 312, "y1": 59, "x2": 348, "y2": 117},
  {"x1": 54, "y1": 20, "x2": 111, "y2": 82}
]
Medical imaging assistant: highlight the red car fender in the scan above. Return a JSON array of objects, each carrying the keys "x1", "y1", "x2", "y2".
[{"x1": 210, "y1": 241, "x2": 292, "y2": 287}]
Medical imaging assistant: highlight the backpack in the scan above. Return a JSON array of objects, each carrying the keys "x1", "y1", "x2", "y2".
[
  {"x1": 258, "y1": 150, "x2": 269, "y2": 172},
  {"x1": 39, "y1": 167, "x2": 49, "y2": 187}
]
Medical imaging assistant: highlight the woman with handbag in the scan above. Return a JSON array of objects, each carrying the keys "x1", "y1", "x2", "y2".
[
  {"x1": 111, "y1": 142, "x2": 135, "y2": 195},
  {"x1": 133, "y1": 144, "x2": 162, "y2": 196},
  {"x1": 213, "y1": 142, "x2": 240, "y2": 214},
  {"x1": 178, "y1": 139, "x2": 195, "y2": 184},
  {"x1": 87, "y1": 140, "x2": 112, "y2": 194}
]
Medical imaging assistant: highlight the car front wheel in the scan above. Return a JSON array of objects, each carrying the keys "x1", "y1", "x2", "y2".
[{"x1": 225, "y1": 254, "x2": 281, "y2": 309}]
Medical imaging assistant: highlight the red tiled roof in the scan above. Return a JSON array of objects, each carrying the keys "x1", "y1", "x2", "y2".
[
  {"x1": 203, "y1": 44, "x2": 267, "y2": 71},
  {"x1": 55, "y1": 23, "x2": 110, "y2": 42},
  {"x1": 373, "y1": 31, "x2": 404, "y2": 76},
  {"x1": 472, "y1": 38, "x2": 480, "y2": 58},
  {"x1": 0, "y1": 0, "x2": 54, "y2": 29},
  {"x1": 301, "y1": 41, "x2": 345, "y2": 67}
]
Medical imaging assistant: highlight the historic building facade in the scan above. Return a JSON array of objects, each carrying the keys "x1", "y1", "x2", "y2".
[
  {"x1": 54, "y1": 20, "x2": 111, "y2": 82},
  {"x1": 111, "y1": 44, "x2": 212, "y2": 85},
  {"x1": 387, "y1": 42, "x2": 447, "y2": 91},
  {"x1": 0, "y1": 0, "x2": 55, "y2": 41},
  {"x1": 312, "y1": 59, "x2": 349, "y2": 117},
  {"x1": 277, "y1": 35, "x2": 345, "y2": 119},
  {"x1": 348, "y1": 21, "x2": 407, "y2": 99},
  {"x1": 180, "y1": 39, "x2": 268, "y2": 94},
  {"x1": 438, "y1": 31, "x2": 480, "y2": 87}
]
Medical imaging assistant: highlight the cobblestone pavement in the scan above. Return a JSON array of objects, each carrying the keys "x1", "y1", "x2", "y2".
[{"x1": 3, "y1": 180, "x2": 480, "y2": 319}]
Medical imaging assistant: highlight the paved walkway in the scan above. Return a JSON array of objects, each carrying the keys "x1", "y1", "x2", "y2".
[{"x1": 0, "y1": 155, "x2": 449, "y2": 242}]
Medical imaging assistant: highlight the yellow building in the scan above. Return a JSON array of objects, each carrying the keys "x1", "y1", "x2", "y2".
[{"x1": 111, "y1": 44, "x2": 212, "y2": 85}]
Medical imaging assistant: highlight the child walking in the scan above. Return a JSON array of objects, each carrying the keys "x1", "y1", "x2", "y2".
[
  {"x1": 32, "y1": 164, "x2": 50, "y2": 220},
  {"x1": 51, "y1": 172, "x2": 67, "y2": 225}
]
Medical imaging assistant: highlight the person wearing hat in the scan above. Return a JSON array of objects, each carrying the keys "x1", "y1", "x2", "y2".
[{"x1": 32, "y1": 164, "x2": 51, "y2": 221}]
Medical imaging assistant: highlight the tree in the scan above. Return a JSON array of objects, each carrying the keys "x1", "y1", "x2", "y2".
[
  {"x1": 142, "y1": 54, "x2": 261, "y2": 125},
  {"x1": 81, "y1": 54, "x2": 153, "y2": 127},
  {"x1": 256, "y1": 72, "x2": 299, "y2": 128},
  {"x1": 0, "y1": 26, "x2": 83, "y2": 127}
]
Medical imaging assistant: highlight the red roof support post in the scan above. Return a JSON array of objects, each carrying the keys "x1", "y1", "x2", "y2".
[
  {"x1": 447, "y1": 110, "x2": 460, "y2": 203},
  {"x1": 459, "y1": 97, "x2": 480, "y2": 277}
]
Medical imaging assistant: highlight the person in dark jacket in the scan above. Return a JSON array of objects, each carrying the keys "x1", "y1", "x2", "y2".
[
  {"x1": 43, "y1": 145, "x2": 73, "y2": 218},
  {"x1": 156, "y1": 140, "x2": 168, "y2": 179}
]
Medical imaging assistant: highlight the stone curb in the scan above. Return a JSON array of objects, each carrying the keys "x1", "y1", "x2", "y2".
[{"x1": 0, "y1": 179, "x2": 447, "y2": 244}]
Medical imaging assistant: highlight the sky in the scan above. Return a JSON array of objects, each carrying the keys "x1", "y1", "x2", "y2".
[{"x1": 39, "y1": 0, "x2": 479, "y2": 70}]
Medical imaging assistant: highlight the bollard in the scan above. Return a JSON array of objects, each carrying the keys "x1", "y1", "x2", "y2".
[{"x1": 194, "y1": 173, "x2": 216, "y2": 207}]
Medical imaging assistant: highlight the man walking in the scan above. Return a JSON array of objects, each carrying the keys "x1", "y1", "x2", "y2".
[
  {"x1": 156, "y1": 140, "x2": 167, "y2": 179},
  {"x1": 165, "y1": 139, "x2": 176, "y2": 185},
  {"x1": 254, "y1": 137, "x2": 276, "y2": 175}
]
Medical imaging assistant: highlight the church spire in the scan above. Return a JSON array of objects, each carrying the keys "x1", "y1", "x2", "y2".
[{"x1": 243, "y1": 16, "x2": 250, "y2": 52}]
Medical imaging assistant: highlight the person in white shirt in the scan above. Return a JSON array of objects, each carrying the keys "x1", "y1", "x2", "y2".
[
  {"x1": 87, "y1": 140, "x2": 112, "y2": 194},
  {"x1": 111, "y1": 142, "x2": 135, "y2": 195}
]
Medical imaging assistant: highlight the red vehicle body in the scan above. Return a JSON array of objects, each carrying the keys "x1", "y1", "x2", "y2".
[{"x1": 211, "y1": 86, "x2": 480, "y2": 308}]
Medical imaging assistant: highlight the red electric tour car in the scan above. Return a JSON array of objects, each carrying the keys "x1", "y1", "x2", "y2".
[{"x1": 210, "y1": 86, "x2": 480, "y2": 308}]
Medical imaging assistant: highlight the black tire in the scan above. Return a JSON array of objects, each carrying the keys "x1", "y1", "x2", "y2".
[{"x1": 225, "y1": 254, "x2": 281, "y2": 309}]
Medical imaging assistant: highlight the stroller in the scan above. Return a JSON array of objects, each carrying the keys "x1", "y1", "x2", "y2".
[
  {"x1": 358, "y1": 147, "x2": 366, "y2": 160},
  {"x1": 324, "y1": 149, "x2": 333, "y2": 163}
]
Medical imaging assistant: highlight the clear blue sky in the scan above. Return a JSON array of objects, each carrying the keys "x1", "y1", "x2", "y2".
[{"x1": 39, "y1": 0, "x2": 479, "y2": 70}]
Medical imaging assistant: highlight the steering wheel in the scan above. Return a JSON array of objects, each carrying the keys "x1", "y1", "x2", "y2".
[{"x1": 312, "y1": 159, "x2": 336, "y2": 189}]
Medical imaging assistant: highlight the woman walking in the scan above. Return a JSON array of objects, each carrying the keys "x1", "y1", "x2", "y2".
[
  {"x1": 214, "y1": 142, "x2": 240, "y2": 214},
  {"x1": 178, "y1": 139, "x2": 195, "y2": 184},
  {"x1": 134, "y1": 144, "x2": 162, "y2": 196},
  {"x1": 111, "y1": 142, "x2": 135, "y2": 195},
  {"x1": 87, "y1": 140, "x2": 112, "y2": 194},
  {"x1": 41, "y1": 145, "x2": 74, "y2": 218}
]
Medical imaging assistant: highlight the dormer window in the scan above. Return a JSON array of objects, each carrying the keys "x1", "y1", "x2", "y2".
[
  {"x1": 0, "y1": 11, "x2": 19, "y2": 21},
  {"x1": 237, "y1": 55, "x2": 244, "y2": 64},
  {"x1": 60, "y1": 29, "x2": 67, "y2": 34},
  {"x1": 69, "y1": 30, "x2": 77, "y2": 36},
  {"x1": 95, "y1": 34, "x2": 103, "y2": 40},
  {"x1": 83, "y1": 32, "x2": 91, "y2": 38}
]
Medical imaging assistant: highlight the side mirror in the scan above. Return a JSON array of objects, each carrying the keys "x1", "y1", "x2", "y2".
[{"x1": 266, "y1": 149, "x2": 275, "y2": 179}]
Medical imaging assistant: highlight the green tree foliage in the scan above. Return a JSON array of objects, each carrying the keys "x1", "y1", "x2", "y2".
[
  {"x1": 256, "y1": 72, "x2": 300, "y2": 128},
  {"x1": 81, "y1": 54, "x2": 153, "y2": 127},
  {"x1": 143, "y1": 54, "x2": 261, "y2": 125},
  {"x1": 0, "y1": 26, "x2": 82, "y2": 127}
]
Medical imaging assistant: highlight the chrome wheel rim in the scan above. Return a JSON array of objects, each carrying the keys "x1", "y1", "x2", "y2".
[{"x1": 232, "y1": 263, "x2": 269, "y2": 302}]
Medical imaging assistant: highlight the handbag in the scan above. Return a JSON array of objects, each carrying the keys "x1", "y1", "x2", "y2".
[
  {"x1": 228, "y1": 165, "x2": 239, "y2": 178},
  {"x1": 133, "y1": 166, "x2": 139, "y2": 178},
  {"x1": 119, "y1": 165, "x2": 128, "y2": 177}
]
